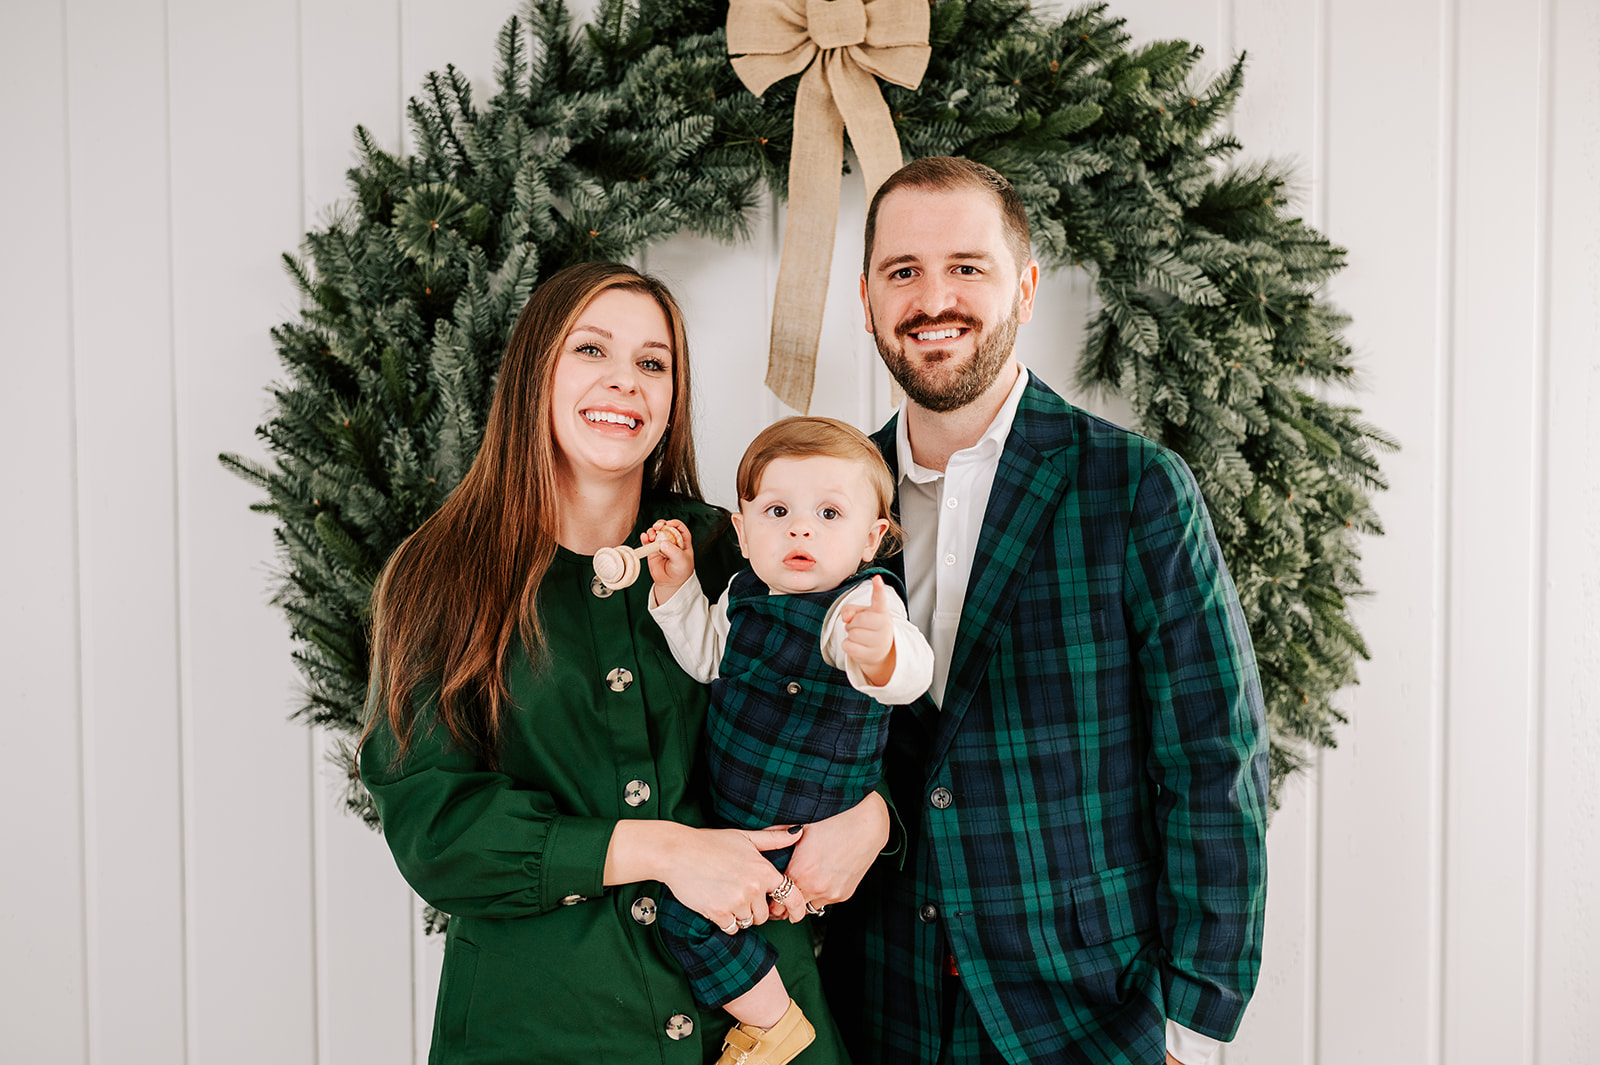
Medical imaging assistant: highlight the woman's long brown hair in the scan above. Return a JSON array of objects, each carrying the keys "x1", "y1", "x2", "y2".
[{"x1": 362, "y1": 262, "x2": 701, "y2": 766}]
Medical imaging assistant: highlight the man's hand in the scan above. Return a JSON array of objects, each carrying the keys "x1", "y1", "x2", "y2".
[
  {"x1": 643, "y1": 519, "x2": 693, "y2": 605},
  {"x1": 838, "y1": 575, "x2": 897, "y2": 687},
  {"x1": 778, "y1": 790, "x2": 889, "y2": 916}
]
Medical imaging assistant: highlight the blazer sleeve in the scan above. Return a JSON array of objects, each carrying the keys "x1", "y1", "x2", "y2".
[
  {"x1": 359, "y1": 689, "x2": 615, "y2": 920},
  {"x1": 1121, "y1": 448, "x2": 1270, "y2": 1041}
]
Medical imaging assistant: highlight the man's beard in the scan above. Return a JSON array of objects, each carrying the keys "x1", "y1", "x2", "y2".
[{"x1": 873, "y1": 300, "x2": 1019, "y2": 413}]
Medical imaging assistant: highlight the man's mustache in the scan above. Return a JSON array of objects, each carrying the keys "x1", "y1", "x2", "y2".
[{"x1": 895, "y1": 313, "x2": 981, "y2": 339}]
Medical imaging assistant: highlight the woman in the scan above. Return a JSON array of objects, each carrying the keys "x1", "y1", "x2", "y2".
[{"x1": 359, "y1": 262, "x2": 881, "y2": 1064}]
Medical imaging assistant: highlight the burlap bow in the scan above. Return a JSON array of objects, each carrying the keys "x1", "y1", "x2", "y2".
[{"x1": 728, "y1": 0, "x2": 930, "y2": 412}]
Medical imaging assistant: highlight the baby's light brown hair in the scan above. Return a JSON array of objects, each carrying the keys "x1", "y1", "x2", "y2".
[{"x1": 736, "y1": 416, "x2": 903, "y2": 558}]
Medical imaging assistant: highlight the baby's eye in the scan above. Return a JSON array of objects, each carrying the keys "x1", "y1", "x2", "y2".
[
  {"x1": 819, "y1": 507, "x2": 841, "y2": 521},
  {"x1": 764, "y1": 504, "x2": 788, "y2": 518}
]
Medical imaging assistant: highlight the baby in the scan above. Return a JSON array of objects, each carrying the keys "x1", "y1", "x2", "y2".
[{"x1": 644, "y1": 416, "x2": 934, "y2": 1065}]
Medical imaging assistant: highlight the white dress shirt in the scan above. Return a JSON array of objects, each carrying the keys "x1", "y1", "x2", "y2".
[
  {"x1": 892, "y1": 365, "x2": 1221, "y2": 1065},
  {"x1": 649, "y1": 571, "x2": 934, "y2": 706}
]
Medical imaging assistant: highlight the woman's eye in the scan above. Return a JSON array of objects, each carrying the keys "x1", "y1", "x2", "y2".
[
  {"x1": 819, "y1": 507, "x2": 840, "y2": 520},
  {"x1": 764, "y1": 504, "x2": 788, "y2": 518},
  {"x1": 640, "y1": 357, "x2": 667, "y2": 373},
  {"x1": 575, "y1": 342, "x2": 603, "y2": 357}
]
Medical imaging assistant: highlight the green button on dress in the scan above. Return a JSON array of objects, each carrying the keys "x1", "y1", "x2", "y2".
[{"x1": 361, "y1": 494, "x2": 852, "y2": 1065}]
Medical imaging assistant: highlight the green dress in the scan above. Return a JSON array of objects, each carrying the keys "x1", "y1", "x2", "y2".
[{"x1": 361, "y1": 495, "x2": 851, "y2": 1065}]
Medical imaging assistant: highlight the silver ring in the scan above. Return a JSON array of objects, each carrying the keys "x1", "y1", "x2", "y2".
[
  {"x1": 768, "y1": 875, "x2": 795, "y2": 902},
  {"x1": 805, "y1": 902, "x2": 826, "y2": 916},
  {"x1": 735, "y1": 915, "x2": 754, "y2": 930},
  {"x1": 720, "y1": 920, "x2": 739, "y2": 935}
]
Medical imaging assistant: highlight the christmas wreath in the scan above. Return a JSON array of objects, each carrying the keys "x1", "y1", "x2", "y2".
[{"x1": 222, "y1": 0, "x2": 1393, "y2": 817}]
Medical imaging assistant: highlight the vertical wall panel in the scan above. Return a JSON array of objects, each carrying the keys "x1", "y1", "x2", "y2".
[
  {"x1": 1105, "y1": 0, "x2": 1226, "y2": 78},
  {"x1": 1224, "y1": 2, "x2": 1323, "y2": 1061},
  {"x1": 0, "y1": 2, "x2": 89, "y2": 1059},
  {"x1": 298, "y1": 4, "x2": 420, "y2": 1062},
  {"x1": 1537, "y1": 0, "x2": 1600, "y2": 1059},
  {"x1": 1442, "y1": 0, "x2": 1544, "y2": 1058},
  {"x1": 804, "y1": 166, "x2": 882, "y2": 427},
  {"x1": 1318, "y1": 0, "x2": 1448, "y2": 1061},
  {"x1": 62, "y1": 0, "x2": 190, "y2": 1060},
  {"x1": 166, "y1": 2, "x2": 312, "y2": 1061},
  {"x1": 399, "y1": 0, "x2": 521, "y2": 155},
  {"x1": 648, "y1": 205, "x2": 780, "y2": 511}
]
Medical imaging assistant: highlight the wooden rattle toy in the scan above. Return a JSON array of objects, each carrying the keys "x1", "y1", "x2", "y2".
[{"x1": 592, "y1": 526, "x2": 682, "y2": 590}]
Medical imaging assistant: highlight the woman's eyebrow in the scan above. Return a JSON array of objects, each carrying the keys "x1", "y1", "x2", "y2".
[{"x1": 569, "y1": 324, "x2": 671, "y2": 352}]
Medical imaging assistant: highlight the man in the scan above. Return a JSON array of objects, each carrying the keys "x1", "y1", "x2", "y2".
[{"x1": 818, "y1": 157, "x2": 1269, "y2": 1065}]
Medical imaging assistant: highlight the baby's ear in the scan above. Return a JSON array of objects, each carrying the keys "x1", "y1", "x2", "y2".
[
  {"x1": 730, "y1": 511, "x2": 751, "y2": 558},
  {"x1": 861, "y1": 517, "x2": 890, "y2": 561}
]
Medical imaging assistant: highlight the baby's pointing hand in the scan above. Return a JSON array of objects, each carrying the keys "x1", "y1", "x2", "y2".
[{"x1": 839, "y1": 575, "x2": 896, "y2": 687}]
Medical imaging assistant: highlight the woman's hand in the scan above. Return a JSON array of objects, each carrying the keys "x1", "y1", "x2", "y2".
[
  {"x1": 777, "y1": 790, "x2": 889, "y2": 915},
  {"x1": 607, "y1": 820, "x2": 800, "y2": 931},
  {"x1": 643, "y1": 519, "x2": 694, "y2": 605}
]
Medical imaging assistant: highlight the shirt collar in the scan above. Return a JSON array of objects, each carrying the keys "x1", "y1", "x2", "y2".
[{"x1": 895, "y1": 363, "x2": 1031, "y2": 485}]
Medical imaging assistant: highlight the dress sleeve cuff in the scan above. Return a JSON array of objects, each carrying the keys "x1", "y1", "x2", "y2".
[
  {"x1": 1166, "y1": 1019, "x2": 1222, "y2": 1065},
  {"x1": 537, "y1": 815, "x2": 615, "y2": 910}
]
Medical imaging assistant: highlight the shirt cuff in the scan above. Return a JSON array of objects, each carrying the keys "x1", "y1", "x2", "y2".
[
  {"x1": 647, "y1": 569, "x2": 704, "y2": 613},
  {"x1": 537, "y1": 815, "x2": 615, "y2": 910},
  {"x1": 1166, "y1": 1019, "x2": 1222, "y2": 1065}
]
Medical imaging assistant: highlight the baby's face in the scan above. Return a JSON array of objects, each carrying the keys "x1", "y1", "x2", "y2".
[{"x1": 732, "y1": 455, "x2": 889, "y2": 595}]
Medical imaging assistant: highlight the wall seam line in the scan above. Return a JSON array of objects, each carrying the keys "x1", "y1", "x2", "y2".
[
  {"x1": 1525, "y1": 0, "x2": 1557, "y2": 1060},
  {"x1": 1430, "y1": 0, "x2": 1461, "y2": 1063},
  {"x1": 161, "y1": 1, "x2": 195, "y2": 1061},
  {"x1": 1309, "y1": 0, "x2": 1328, "y2": 1059},
  {"x1": 295, "y1": 2, "x2": 326, "y2": 1062},
  {"x1": 60, "y1": 2, "x2": 92, "y2": 1060}
]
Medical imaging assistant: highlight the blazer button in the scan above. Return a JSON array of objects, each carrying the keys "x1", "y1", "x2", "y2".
[
  {"x1": 929, "y1": 787, "x2": 953, "y2": 809},
  {"x1": 918, "y1": 903, "x2": 939, "y2": 923},
  {"x1": 590, "y1": 574, "x2": 614, "y2": 598},
  {"x1": 606, "y1": 667, "x2": 634, "y2": 692},
  {"x1": 785, "y1": 681, "x2": 802, "y2": 695},
  {"x1": 665, "y1": 1014, "x2": 694, "y2": 1040},
  {"x1": 624, "y1": 779, "x2": 652, "y2": 806},
  {"x1": 631, "y1": 896, "x2": 658, "y2": 926}
]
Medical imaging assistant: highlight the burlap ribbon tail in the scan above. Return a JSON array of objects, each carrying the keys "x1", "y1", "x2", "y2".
[{"x1": 727, "y1": 0, "x2": 930, "y2": 412}]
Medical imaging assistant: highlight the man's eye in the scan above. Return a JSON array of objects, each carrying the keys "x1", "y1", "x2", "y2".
[
  {"x1": 891, "y1": 267, "x2": 915, "y2": 280},
  {"x1": 955, "y1": 265, "x2": 979, "y2": 275},
  {"x1": 819, "y1": 507, "x2": 840, "y2": 520},
  {"x1": 764, "y1": 504, "x2": 788, "y2": 518}
]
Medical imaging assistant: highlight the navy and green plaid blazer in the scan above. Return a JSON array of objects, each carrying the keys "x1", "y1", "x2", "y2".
[{"x1": 821, "y1": 373, "x2": 1269, "y2": 1065}]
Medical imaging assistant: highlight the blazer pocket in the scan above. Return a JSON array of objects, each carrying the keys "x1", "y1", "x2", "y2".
[{"x1": 1071, "y1": 860, "x2": 1156, "y2": 948}]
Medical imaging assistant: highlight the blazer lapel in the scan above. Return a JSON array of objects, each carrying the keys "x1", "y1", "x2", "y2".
[
  {"x1": 871, "y1": 378, "x2": 1077, "y2": 758},
  {"x1": 930, "y1": 379, "x2": 1074, "y2": 768}
]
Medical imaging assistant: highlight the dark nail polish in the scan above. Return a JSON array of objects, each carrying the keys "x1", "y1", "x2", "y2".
[{"x1": 787, "y1": 824, "x2": 804, "y2": 834}]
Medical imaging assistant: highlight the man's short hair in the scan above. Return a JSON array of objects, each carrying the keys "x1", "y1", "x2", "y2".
[{"x1": 862, "y1": 156, "x2": 1032, "y2": 275}]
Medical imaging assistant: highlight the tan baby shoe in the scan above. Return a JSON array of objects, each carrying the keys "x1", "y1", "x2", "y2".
[{"x1": 714, "y1": 999, "x2": 816, "y2": 1065}]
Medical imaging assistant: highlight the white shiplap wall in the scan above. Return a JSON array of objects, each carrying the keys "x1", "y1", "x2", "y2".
[{"x1": 2, "y1": 1, "x2": 1595, "y2": 1063}]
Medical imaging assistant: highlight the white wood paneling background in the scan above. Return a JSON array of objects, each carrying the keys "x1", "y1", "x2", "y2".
[{"x1": 2, "y1": 1, "x2": 1595, "y2": 1063}]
